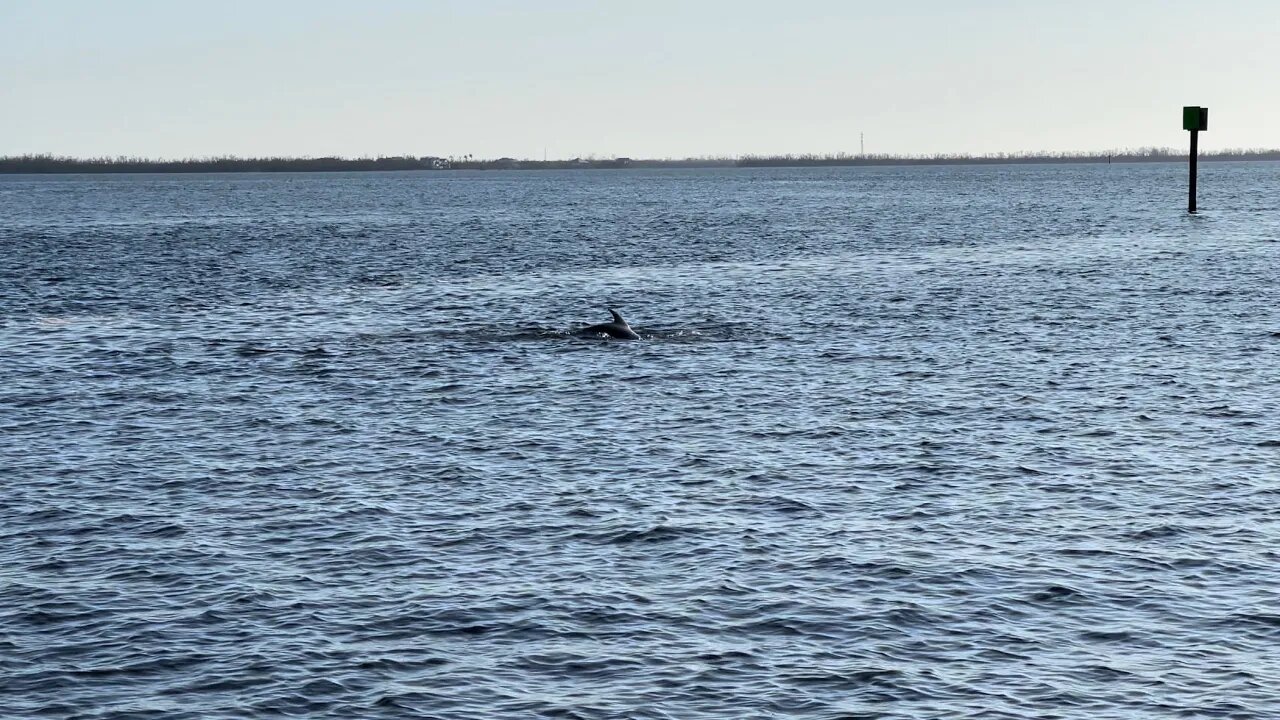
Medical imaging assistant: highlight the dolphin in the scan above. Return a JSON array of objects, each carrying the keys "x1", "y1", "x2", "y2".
[{"x1": 579, "y1": 308, "x2": 640, "y2": 340}]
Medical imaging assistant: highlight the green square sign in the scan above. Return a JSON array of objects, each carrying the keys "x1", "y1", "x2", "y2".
[{"x1": 1183, "y1": 106, "x2": 1208, "y2": 131}]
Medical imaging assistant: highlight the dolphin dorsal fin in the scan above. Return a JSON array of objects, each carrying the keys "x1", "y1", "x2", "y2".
[{"x1": 609, "y1": 309, "x2": 627, "y2": 325}]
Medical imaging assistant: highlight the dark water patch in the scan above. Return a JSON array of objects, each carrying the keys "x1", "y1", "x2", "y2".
[
  {"x1": 1126, "y1": 524, "x2": 1189, "y2": 540},
  {"x1": 1024, "y1": 584, "x2": 1090, "y2": 604}
]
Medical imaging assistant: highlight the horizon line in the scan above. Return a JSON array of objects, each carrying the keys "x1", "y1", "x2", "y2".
[
  {"x1": 4, "y1": 147, "x2": 1280, "y2": 174},
  {"x1": 6, "y1": 145, "x2": 1280, "y2": 164}
]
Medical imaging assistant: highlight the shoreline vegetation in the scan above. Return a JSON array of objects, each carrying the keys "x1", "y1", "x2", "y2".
[{"x1": 3, "y1": 147, "x2": 1280, "y2": 174}]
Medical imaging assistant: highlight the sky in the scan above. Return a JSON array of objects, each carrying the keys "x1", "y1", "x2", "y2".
[{"x1": 2, "y1": 0, "x2": 1276, "y2": 159}]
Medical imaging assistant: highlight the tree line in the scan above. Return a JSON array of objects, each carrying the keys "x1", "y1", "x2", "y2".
[
  {"x1": 2, "y1": 148, "x2": 1278, "y2": 173},
  {"x1": 735, "y1": 147, "x2": 1280, "y2": 166},
  {"x1": 0, "y1": 154, "x2": 446, "y2": 173}
]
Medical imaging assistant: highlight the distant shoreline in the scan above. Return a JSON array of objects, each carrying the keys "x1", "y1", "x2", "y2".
[{"x1": 3, "y1": 149, "x2": 1279, "y2": 174}]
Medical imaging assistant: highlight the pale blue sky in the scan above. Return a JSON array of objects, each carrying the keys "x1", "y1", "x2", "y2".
[{"x1": 2, "y1": 0, "x2": 1275, "y2": 159}]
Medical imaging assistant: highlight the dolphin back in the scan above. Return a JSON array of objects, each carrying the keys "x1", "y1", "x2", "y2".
[{"x1": 578, "y1": 308, "x2": 639, "y2": 339}]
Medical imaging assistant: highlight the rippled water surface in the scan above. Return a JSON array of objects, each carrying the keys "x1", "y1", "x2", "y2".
[{"x1": 4, "y1": 164, "x2": 1280, "y2": 718}]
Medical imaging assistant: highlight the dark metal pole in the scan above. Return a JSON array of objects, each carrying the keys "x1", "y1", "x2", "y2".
[{"x1": 1188, "y1": 129, "x2": 1198, "y2": 213}]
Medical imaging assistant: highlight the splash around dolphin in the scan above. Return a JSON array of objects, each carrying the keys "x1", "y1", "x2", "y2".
[{"x1": 578, "y1": 308, "x2": 641, "y2": 340}]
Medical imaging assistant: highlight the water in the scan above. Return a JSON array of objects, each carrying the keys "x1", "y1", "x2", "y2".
[{"x1": 3, "y1": 164, "x2": 1279, "y2": 718}]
